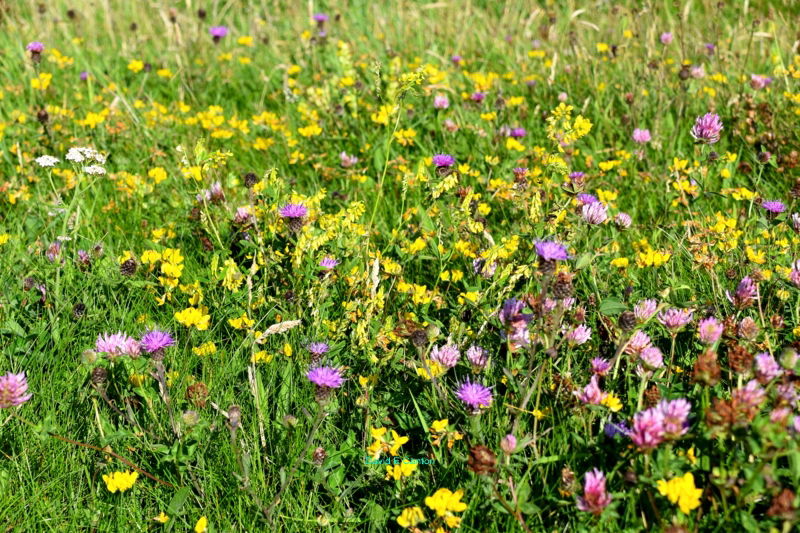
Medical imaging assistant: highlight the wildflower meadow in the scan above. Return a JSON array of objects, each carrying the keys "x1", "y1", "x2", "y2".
[{"x1": 3, "y1": 1, "x2": 800, "y2": 531}]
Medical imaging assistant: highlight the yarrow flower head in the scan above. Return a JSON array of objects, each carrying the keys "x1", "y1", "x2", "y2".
[
  {"x1": 577, "y1": 469, "x2": 612, "y2": 515},
  {"x1": 690, "y1": 112, "x2": 723, "y2": 144},
  {"x1": 306, "y1": 366, "x2": 345, "y2": 388},
  {"x1": 35, "y1": 155, "x2": 60, "y2": 168},
  {"x1": 140, "y1": 329, "x2": 175, "y2": 354},
  {"x1": 456, "y1": 379, "x2": 492, "y2": 411},
  {"x1": 0, "y1": 371, "x2": 32, "y2": 408},
  {"x1": 432, "y1": 154, "x2": 455, "y2": 168}
]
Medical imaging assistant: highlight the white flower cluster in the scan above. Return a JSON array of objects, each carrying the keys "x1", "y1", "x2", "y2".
[{"x1": 36, "y1": 146, "x2": 108, "y2": 175}]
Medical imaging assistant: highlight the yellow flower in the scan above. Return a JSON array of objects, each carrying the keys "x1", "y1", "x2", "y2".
[
  {"x1": 386, "y1": 462, "x2": 417, "y2": 480},
  {"x1": 397, "y1": 506, "x2": 425, "y2": 528},
  {"x1": 128, "y1": 59, "x2": 144, "y2": 73},
  {"x1": 102, "y1": 471, "x2": 139, "y2": 493},
  {"x1": 425, "y1": 488, "x2": 467, "y2": 528},
  {"x1": 430, "y1": 419, "x2": 449, "y2": 433},
  {"x1": 175, "y1": 306, "x2": 210, "y2": 330},
  {"x1": 192, "y1": 341, "x2": 217, "y2": 356},
  {"x1": 656, "y1": 472, "x2": 703, "y2": 514},
  {"x1": 0, "y1": 234, "x2": 10, "y2": 246},
  {"x1": 416, "y1": 359, "x2": 446, "y2": 380},
  {"x1": 251, "y1": 350, "x2": 274, "y2": 363},
  {"x1": 153, "y1": 512, "x2": 169, "y2": 523},
  {"x1": 228, "y1": 313, "x2": 255, "y2": 330},
  {"x1": 611, "y1": 257, "x2": 629, "y2": 268},
  {"x1": 194, "y1": 516, "x2": 208, "y2": 533},
  {"x1": 31, "y1": 72, "x2": 53, "y2": 90},
  {"x1": 601, "y1": 394, "x2": 623, "y2": 412}
]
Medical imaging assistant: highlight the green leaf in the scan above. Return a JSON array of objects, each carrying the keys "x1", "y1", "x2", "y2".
[
  {"x1": 598, "y1": 298, "x2": 626, "y2": 316},
  {"x1": 166, "y1": 486, "x2": 191, "y2": 516},
  {"x1": 574, "y1": 253, "x2": 593, "y2": 270}
]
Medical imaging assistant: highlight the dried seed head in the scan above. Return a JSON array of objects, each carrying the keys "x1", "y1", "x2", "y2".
[
  {"x1": 312, "y1": 446, "x2": 327, "y2": 465},
  {"x1": 120, "y1": 259, "x2": 137, "y2": 277},
  {"x1": 227, "y1": 405, "x2": 241, "y2": 430},
  {"x1": 244, "y1": 172, "x2": 258, "y2": 188},
  {"x1": 72, "y1": 302, "x2": 86, "y2": 319},
  {"x1": 728, "y1": 343, "x2": 753, "y2": 374},
  {"x1": 186, "y1": 382, "x2": 209, "y2": 408},
  {"x1": 644, "y1": 384, "x2": 661, "y2": 407},
  {"x1": 467, "y1": 444, "x2": 498, "y2": 475},
  {"x1": 693, "y1": 348, "x2": 721, "y2": 386},
  {"x1": 618, "y1": 311, "x2": 637, "y2": 332},
  {"x1": 91, "y1": 366, "x2": 108, "y2": 384}
]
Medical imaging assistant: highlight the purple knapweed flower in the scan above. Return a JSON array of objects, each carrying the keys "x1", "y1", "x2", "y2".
[
  {"x1": 705, "y1": 43, "x2": 716, "y2": 54},
  {"x1": 591, "y1": 357, "x2": 612, "y2": 376},
  {"x1": 470, "y1": 91, "x2": 486, "y2": 102},
  {"x1": 432, "y1": 153, "x2": 455, "y2": 168},
  {"x1": 697, "y1": 317, "x2": 723, "y2": 345},
  {"x1": 430, "y1": 343, "x2": 460, "y2": 368},
  {"x1": 632, "y1": 128, "x2": 651, "y2": 144},
  {"x1": 80, "y1": 71, "x2": 89, "y2": 81},
  {"x1": 577, "y1": 469, "x2": 612, "y2": 515},
  {"x1": 761, "y1": 201, "x2": 786, "y2": 214},
  {"x1": 140, "y1": 329, "x2": 175, "y2": 354},
  {"x1": 657, "y1": 308, "x2": 694, "y2": 332},
  {"x1": 456, "y1": 379, "x2": 493, "y2": 411},
  {"x1": 604, "y1": 420, "x2": 630, "y2": 438},
  {"x1": 0, "y1": 372, "x2": 32, "y2": 408},
  {"x1": 306, "y1": 366, "x2": 345, "y2": 388},
  {"x1": 450, "y1": 54, "x2": 462, "y2": 65},
  {"x1": 577, "y1": 193, "x2": 598, "y2": 205},
  {"x1": 312, "y1": 13, "x2": 329, "y2": 23},
  {"x1": 306, "y1": 342, "x2": 330, "y2": 356},
  {"x1": 279, "y1": 203, "x2": 308, "y2": 219},
  {"x1": 319, "y1": 256, "x2": 339, "y2": 270},
  {"x1": 509, "y1": 127, "x2": 526, "y2": 138},
  {"x1": 26, "y1": 41, "x2": 45, "y2": 53},
  {"x1": 535, "y1": 240, "x2": 570, "y2": 261},
  {"x1": 209, "y1": 26, "x2": 229, "y2": 41},
  {"x1": 690, "y1": 112, "x2": 723, "y2": 144}
]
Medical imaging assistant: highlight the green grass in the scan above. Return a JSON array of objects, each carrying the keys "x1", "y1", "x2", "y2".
[{"x1": 1, "y1": 0, "x2": 800, "y2": 531}]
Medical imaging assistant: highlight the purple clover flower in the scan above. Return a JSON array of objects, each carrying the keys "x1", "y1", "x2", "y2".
[
  {"x1": 690, "y1": 112, "x2": 723, "y2": 144},
  {"x1": 0, "y1": 371, "x2": 32, "y2": 408}
]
